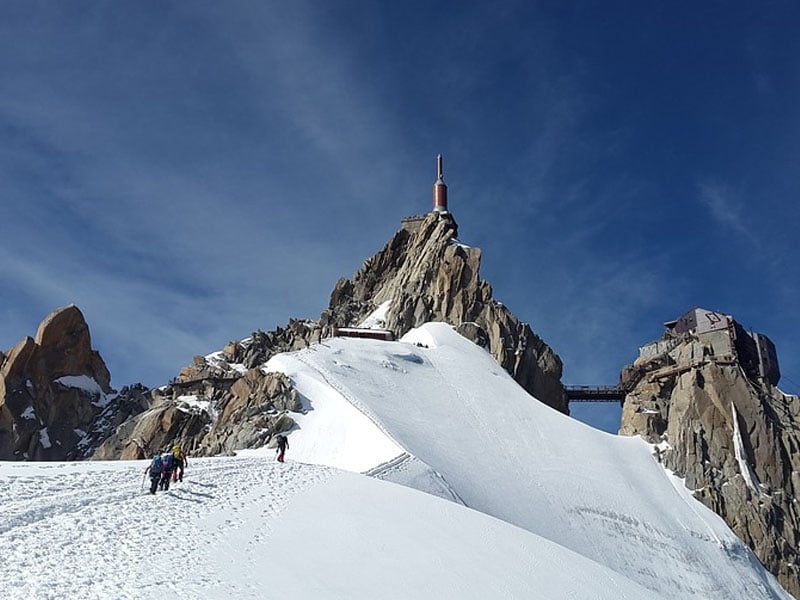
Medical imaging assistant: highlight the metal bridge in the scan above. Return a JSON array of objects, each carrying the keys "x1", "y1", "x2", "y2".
[{"x1": 565, "y1": 385, "x2": 626, "y2": 404}]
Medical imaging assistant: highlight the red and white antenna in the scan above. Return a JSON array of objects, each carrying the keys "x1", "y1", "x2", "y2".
[{"x1": 432, "y1": 154, "x2": 448, "y2": 213}]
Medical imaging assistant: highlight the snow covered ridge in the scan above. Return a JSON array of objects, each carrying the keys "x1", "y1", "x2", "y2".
[
  {"x1": 6, "y1": 323, "x2": 790, "y2": 598},
  {"x1": 260, "y1": 323, "x2": 790, "y2": 599}
]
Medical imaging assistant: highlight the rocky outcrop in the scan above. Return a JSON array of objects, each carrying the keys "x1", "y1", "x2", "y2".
[
  {"x1": 178, "y1": 320, "x2": 324, "y2": 380},
  {"x1": 0, "y1": 306, "x2": 151, "y2": 460},
  {"x1": 320, "y1": 213, "x2": 566, "y2": 412},
  {"x1": 92, "y1": 370, "x2": 299, "y2": 460},
  {"x1": 621, "y1": 335, "x2": 800, "y2": 597}
]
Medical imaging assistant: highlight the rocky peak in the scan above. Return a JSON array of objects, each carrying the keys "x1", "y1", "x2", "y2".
[
  {"x1": 321, "y1": 212, "x2": 567, "y2": 412},
  {"x1": 0, "y1": 306, "x2": 148, "y2": 460},
  {"x1": 34, "y1": 305, "x2": 111, "y2": 390},
  {"x1": 620, "y1": 313, "x2": 800, "y2": 597}
]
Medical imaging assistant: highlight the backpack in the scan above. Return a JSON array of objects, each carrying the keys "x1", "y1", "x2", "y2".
[
  {"x1": 150, "y1": 454, "x2": 163, "y2": 474},
  {"x1": 161, "y1": 452, "x2": 174, "y2": 470}
]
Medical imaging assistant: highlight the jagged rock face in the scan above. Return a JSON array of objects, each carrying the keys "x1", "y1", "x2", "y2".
[
  {"x1": 0, "y1": 306, "x2": 150, "y2": 460},
  {"x1": 321, "y1": 213, "x2": 567, "y2": 412},
  {"x1": 620, "y1": 337, "x2": 800, "y2": 597},
  {"x1": 178, "y1": 320, "x2": 324, "y2": 380},
  {"x1": 92, "y1": 398, "x2": 210, "y2": 461},
  {"x1": 34, "y1": 305, "x2": 111, "y2": 387},
  {"x1": 92, "y1": 370, "x2": 299, "y2": 460}
]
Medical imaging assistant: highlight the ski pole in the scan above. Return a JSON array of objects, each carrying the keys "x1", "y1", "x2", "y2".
[{"x1": 141, "y1": 471, "x2": 146, "y2": 490}]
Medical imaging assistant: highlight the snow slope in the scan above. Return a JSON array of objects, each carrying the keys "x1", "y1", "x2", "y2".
[
  {"x1": 2, "y1": 458, "x2": 661, "y2": 599},
  {"x1": 265, "y1": 323, "x2": 790, "y2": 599},
  {"x1": 0, "y1": 322, "x2": 791, "y2": 599}
]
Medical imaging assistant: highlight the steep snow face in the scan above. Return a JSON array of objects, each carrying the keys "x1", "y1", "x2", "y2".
[
  {"x1": 265, "y1": 323, "x2": 790, "y2": 599},
  {"x1": 0, "y1": 458, "x2": 664, "y2": 600},
  {"x1": 265, "y1": 351, "x2": 404, "y2": 473}
]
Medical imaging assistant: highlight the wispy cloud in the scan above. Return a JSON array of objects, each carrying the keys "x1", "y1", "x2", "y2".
[
  {"x1": 0, "y1": 3, "x2": 417, "y2": 386},
  {"x1": 698, "y1": 181, "x2": 759, "y2": 247}
]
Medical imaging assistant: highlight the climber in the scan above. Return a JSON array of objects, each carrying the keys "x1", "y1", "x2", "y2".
[
  {"x1": 172, "y1": 445, "x2": 188, "y2": 483},
  {"x1": 159, "y1": 449, "x2": 175, "y2": 491},
  {"x1": 276, "y1": 434, "x2": 289, "y2": 463},
  {"x1": 144, "y1": 453, "x2": 163, "y2": 495}
]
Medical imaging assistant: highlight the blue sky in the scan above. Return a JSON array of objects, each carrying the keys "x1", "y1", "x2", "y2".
[{"x1": 2, "y1": 1, "x2": 798, "y2": 433}]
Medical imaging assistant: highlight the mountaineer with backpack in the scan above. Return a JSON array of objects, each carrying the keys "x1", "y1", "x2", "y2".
[
  {"x1": 172, "y1": 445, "x2": 188, "y2": 483},
  {"x1": 159, "y1": 449, "x2": 175, "y2": 491},
  {"x1": 144, "y1": 453, "x2": 163, "y2": 495},
  {"x1": 276, "y1": 434, "x2": 289, "y2": 463}
]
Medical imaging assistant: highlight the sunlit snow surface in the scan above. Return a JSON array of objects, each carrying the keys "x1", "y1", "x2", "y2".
[
  {"x1": 0, "y1": 323, "x2": 790, "y2": 599},
  {"x1": 1, "y1": 458, "x2": 662, "y2": 600}
]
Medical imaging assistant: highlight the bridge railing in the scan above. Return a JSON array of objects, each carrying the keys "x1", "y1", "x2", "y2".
[{"x1": 564, "y1": 385, "x2": 626, "y2": 403}]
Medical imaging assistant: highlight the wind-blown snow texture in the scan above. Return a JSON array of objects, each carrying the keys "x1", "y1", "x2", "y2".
[{"x1": 0, "y1": 324, "x2": 790, "y2": 599}]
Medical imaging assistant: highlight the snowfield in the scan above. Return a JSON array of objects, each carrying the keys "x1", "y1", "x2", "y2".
[
  {"x1": 0, "y1": 323, "x2": 791, "y2": 599},
  {"x1": 2, "y1": 458, "x2": 666, "y2": 600}
]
